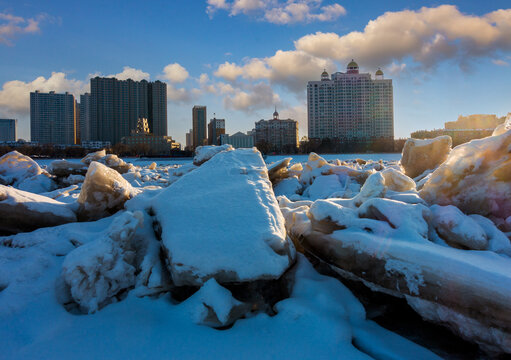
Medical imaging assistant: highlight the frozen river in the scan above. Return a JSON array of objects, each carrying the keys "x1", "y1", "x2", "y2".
[{"x1": 36, "y1": 152, "x2": 402, "y2": 168}]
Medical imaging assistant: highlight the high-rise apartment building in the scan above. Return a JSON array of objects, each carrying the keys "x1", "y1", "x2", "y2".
[
  {"x1": 0, "y1": 119, "x2": 17, "y2": 141},
  {"x1": 192, "y1": 105, "x2": 207, "y2": 149},
  {"x1": 307, "y1": 60, "x2": 393, "y2": 141},
  {"x1": 75, "y1": 99, "x2": 81, "y2": 144},
  {"x1": 255, "y1": 109, "x2": 298, "y2": 152},
  {"x1": 208, "y1": 117, "x2": 225, "y2": 145},
  {"x1": 90, "y1": 77, "x2": 167, "y2": 145},
  {"x1": 30, "y1": 91, "x2": 76, "y2": 145},
  {"x1": 79, "y1": 93, "x2": 91, "y2": 143}
]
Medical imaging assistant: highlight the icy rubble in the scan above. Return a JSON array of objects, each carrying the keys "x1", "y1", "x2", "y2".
[
  {"x1": 420, "y1": 128, "x2": 511, "y2": 231},
  {"x1": 153, "y1": 148, "x2": 296, "y2": 286},
  {"x1": 1, "y1": 144, "x2": 510, "y2": 357},
  {"x1": 400, "y1": 136, "x2": 452, "y2": 179},
  {"x1": 61, "y1": 211, "x2": 143, "y2": 313},
  {"x1": 77, "y1": 161, "x2": 138, "y2": 220},
  {"x1": 0, "y1": 184, "x2": 77, "y2": 234}
]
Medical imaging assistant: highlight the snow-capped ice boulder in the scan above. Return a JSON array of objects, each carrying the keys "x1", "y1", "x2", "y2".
[
  {"x1": 78, "y1": 161, "x2": 138, "y2": 220},
  {"x1": 99, "y1": 154, "x2": 133, "y2": 174},
  {"x1": 193, "y1": 144, "x2": 233, "y2": 166},
  {"x1": 358, "y1": 198, "x2": 431, "y2": 239},
  {"x1": 430, "y1": 205, "x2": 488, "y2": 250},
  {"x1": 17, "y1": 172, "x2": 57, "y2": 194},
  {"x1": 420, "y1": 130, "x2": 511, "y2": 231},
  {"x1": 381, "y1": 168, "x2": 416, "y2": 192},
  {"x1": 267, "y1": 157, "x2": 291, "y2": 184},
  {"x1": 48, "y1": 160, "x2": 88, "y2": 177},
  {"x1": 273, "y1": 177, "x2": 302, "y2": 198},
  {"x1": 81, "y1": 149, "x2": 107, "y2": 165},
  {"x1": 400, "y1": 136, "x2": 452, "y2": 179},
  {"x1": 153, "y1": 148, "x2": 295, "y2": 287},
  {"x1": 61, "y1": 211, "x2": 143, "y2": 313},
  {"x1": 148, "y1": 162, "x2": 157, "y2": 170},
  {"x1": 182, "y1": 278, "x2": 250, "y2": 328},
  {"x1": 0, "y1": 184, "x2": 77, "y2": 234},
  {"x1": 469, "y1": 214, "x2": 511, "y2": 256},
  {"x1": 352, "y1": 171, "x2": 386, "y2": 207},
  {"x1": 492, "y1": 113, "x2": 510, "y2": 136},
  {"x1": 0, "y1": 150, "x2": 44, "y2": 185},
  {"x1": 303, "y1": 174, "x2": 343, "y2": 201},
  {"x1": 300, "y1": 153, "x2": 372, "y2": 186}
]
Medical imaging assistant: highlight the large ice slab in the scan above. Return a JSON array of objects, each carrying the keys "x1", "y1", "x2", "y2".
[
  {"x1": 420, "y1": 130, "x2": 511, "y2": 231},
  {"x1": 153, "y1": 148, "x2": 295, "y2": 286},
  {"x1": 0, "y1": 184, "x2": 77, "y2": 234},
  {"x1": 400, "y1": 136, "x2": 452, "y2": 179}
]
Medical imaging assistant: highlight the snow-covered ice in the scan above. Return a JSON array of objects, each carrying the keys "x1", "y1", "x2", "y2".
[{"x1": 153, "y1": 148, "x2": 296, "y2": 286}]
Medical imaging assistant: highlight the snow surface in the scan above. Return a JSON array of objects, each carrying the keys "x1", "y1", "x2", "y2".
[{"x1": 193, "y1": 144, "x2": 233, "y2": 165}]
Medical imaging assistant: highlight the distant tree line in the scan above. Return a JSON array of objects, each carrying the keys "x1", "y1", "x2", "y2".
[
  {"x1": 255, "y1": 137, "x2": 406, "y2": 155},
  {"x1": 0, "y1": 144, "x2": 193, "y2": 158}
]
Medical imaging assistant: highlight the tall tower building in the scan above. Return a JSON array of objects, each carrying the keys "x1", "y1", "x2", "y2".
[
  {"x1": 79, "y1": 93, "x2": 91, "y2": 143},
  {"x1": 307, "y1": 60, "x2": 393, "y2": 142},
  {"x1": 30, "y1": 91, "x2": 76, "y2": 145},
  {"x1": 208, "y1": 116, "x2": 225, "y2": 145},
  {"x1": 0, "y1": 119, "x2": 17, "y2": 141},
  {"x1": 90, "y1": 77, "x2": 167, "y2": 145},
  {"x1": 192, "y1": 105, "x2": 207, "y2": 149}
]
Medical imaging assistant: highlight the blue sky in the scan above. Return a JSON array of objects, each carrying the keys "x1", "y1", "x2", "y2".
[{"x1": 1, "y1": 0, "x2": 511, "y2": 145}]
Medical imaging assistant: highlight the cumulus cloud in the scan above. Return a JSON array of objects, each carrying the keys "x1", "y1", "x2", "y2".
[
  {"x1": 163, "y1": 63, "x2": 189, "y2": 83},
  {"x1": 492, "y1": 59, "x2": 509, "y2": 66},
  {"x1": 0, "y1": 12, "x2": 51, "y2": 45},
  {"x1": 206, "y1": 0, "x2": 346, "y2": 24},
  {"x1": 387, "y1": 62, "x2": 407, "y2": 76},
  {"x1": 214, "y1": 50, "x2": 335, "y2": 92},
  {"x1": 109, "y1": 66, "x2": 150, "y2": 81},
  {"x1": 0, "y1": 72, "x2": 87, "y2": 116},
  {"x1": 224, "y1": 82, "x2": 280, "y2": 111},
  {"x1": 294, "y1": 5, "x2": 511, "y2": 69}
]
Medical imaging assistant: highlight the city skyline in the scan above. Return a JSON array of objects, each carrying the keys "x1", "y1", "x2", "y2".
[{"x1": 1, "y1": 1, "x2": 511, "y2": 145}]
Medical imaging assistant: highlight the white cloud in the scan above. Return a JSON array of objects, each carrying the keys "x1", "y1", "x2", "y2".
[
  {"x1": 163, "y1": 63, "x2": 189, "y2": 83},
  {"x1": 492, "y1": 59, "x2": 509, "y2": 66},
  {"x1": 224, "y1": 82, "x2": 280, "y2": 111},
  {"x1": 387, "y1": 62, "x2": 407, "y2": 76},
  {"x1": 294, "y1": 5, "x2": 511, "y2": 69},
  {"x1": 0, "y1": 12, "x2": 50, "y2": 46},
  {"x1": 0, "y1": 72, "x2": 87, "y2": 116},
  {"x1": 214, "y1": 50, "x2": 335, "y2": 92},
  {"x1": 167, "y1": 83, "x2": 195, "y2": 103},
  {"x1": 106, "y1": 66, "x2": 150, "y2": 81},
  {"x1": 206, "y1": 0, "x2": 346, "y2": 25}
]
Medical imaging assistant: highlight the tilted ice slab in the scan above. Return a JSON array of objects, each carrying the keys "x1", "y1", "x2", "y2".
[
  {"x1": 153, "y1": 148, "x2": 295, "y2": 286},
  {"x1": 0, "y1": 184, "x2": 77, "y2": 234}
]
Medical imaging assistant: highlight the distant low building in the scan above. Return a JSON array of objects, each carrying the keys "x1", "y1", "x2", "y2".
[
  {"x1": 0, "y1": 119, "x2": 17, "y2": 141},
  {"x1": 121, "y1": 118, "x2": 179, "y2": 154},
  {"x1": 411, "y1": 113, "x2": 507, "y2": 147},
  {"x1": 255, "y1": 109, "x2": 298, "y2": 152},
  {"x1": 445, "y1": 114, "x2": 505, "y2": 130},
  {"x1": 81, "y1": 140, "x2": 111, "y2": 149},
  {"x1": 220, "y1": 131, "x2": 254, "y2": 148}
]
